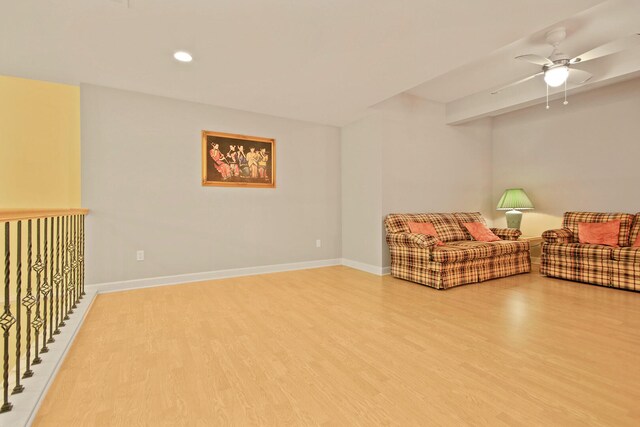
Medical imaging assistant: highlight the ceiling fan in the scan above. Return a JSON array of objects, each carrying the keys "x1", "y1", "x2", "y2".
[{"x1": 492, "y1": 27, "x2": 640, "y2": 96}]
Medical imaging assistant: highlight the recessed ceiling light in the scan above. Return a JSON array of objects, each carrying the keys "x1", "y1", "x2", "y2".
[{"x1": 173, "y1": 51, "x2": 193, "y2": 63}]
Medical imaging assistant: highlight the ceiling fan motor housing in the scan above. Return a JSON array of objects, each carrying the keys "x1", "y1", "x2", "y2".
[
  {"x1": 545, "y1": 27, "x2": 572, "y2": 69},
  {"x1": 543, "y1": 56, "x2": 570, "y2": 72}
]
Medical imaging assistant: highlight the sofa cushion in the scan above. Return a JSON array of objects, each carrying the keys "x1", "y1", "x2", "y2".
[
  {"x1": 407, "y1": 222, "x2": 444, "y2": 246},
  {"x1": 424, "y1": 213, "x2": 469, "y2": 242},
  {"x1": 543, "y1": 242, "x2": 613, "y2": 260},
  {"x1": 431, "y1": 240, "x2": 529, "y2": 263},
  {"x1": 463, "y1": 222, "x2": 500, "y2": 242},
  {"x1": 563, "y1": 212, "x2": 634, "y2": 247},
  {"x1": 577, "y1": 220, "x2": 620, "y2": 247},
  {"x1": 630, "y1": 213, "x2": 640, "y2": 247},
  {"x1": 453, "y1": 212, "x2": 487, "y2": 239},
  {"x1": 385, "y1": 213, "x2": 430, "y2": 234},
  {"x1": 386, "y1": 213, "x2": 468, "y2": 242},
  {"x1": 453, "y1": 212, "x2": 487, "y2": 225},
  {"x1": 612, "y1": 247, "x2": 640, "y2": 263}
]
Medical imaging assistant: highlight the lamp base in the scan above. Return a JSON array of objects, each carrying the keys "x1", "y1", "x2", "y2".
[{"x1": 505, "y1": 210, "x2": 523, "y2": 229}]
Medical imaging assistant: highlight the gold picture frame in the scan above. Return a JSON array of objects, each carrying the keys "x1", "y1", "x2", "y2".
[{"x1": 202, "y1": 130, "x2": 276, "y2": 188}]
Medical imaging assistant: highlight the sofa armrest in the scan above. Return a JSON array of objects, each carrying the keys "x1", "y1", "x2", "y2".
[
  {"x1": 490, "y1": 228, "x2": 521, "y2": 241},
  {"x1": 542, "y1": 228, "x2": 574, "y2": 244},
  {"x1": 386, "y1": 232, "x2": 439, "y2": 249}
]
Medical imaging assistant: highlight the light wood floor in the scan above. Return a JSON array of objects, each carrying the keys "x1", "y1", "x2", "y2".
[{"x1": 33, "y1": 266, "x2": 640, "y2": 426}]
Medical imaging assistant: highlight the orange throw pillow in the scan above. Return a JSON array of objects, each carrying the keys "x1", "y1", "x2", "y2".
[
  {"x1": 634, "y1": 234, "x2": 640, "y2": 248},
  {"x1": 578, "y1": 220, "x2": 621, "y2": 247},
  {"x1": 407, "y1": 222, "x2": 444, "y2": 246},
  {"x1": 463, "y1": 222, "x2": 500, "y2": 242}
]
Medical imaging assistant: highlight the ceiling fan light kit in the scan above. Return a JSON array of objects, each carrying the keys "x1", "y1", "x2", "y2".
[
  {"x1": 491, "y1": 27, "x2": 640, "y2": 109},
  {"x1": 543, "y1": 65, "x2": 569, "y2": 87}
]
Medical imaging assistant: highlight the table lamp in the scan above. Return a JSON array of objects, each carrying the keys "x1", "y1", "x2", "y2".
[{"x1": 496, "y1": 188, "x2": 534, "y2": 229}]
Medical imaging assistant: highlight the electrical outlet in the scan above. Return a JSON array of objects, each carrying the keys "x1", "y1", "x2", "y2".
[
  {"x1": 316, "y1": 239, "x2": 321, "y2": 248},
  {"x1": 136, "y1": 250, "x2": 144, "y2": 261}
]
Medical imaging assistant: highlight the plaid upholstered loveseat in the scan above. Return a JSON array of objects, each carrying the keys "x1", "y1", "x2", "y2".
[
  {"x1": 385, "y1": 212, "x2": 531, "y2": 290},
  {"x1": 541, "y1": 212, "x2": 640, "y2": 291}
]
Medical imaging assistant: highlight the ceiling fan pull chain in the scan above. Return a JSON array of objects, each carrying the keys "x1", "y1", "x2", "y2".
[
  {"x1": 563, "y1": 80, "x2": 568, "y2": 105},
  {"x1": 546, "y1": 84, "x2": 549, "y2": 110}
]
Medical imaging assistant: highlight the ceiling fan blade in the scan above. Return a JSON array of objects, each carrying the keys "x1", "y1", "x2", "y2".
[
  {"x1": 570, "y1": 33, "x2": 640, "y2": 64},
  {"x1": 491, "y1": 72, "x2": 543, "y2": 94},
  {"x1": 516, "y1": 54, "x2": 553, "y2": 66},
  {"x1": 567, "y1": 68, "x2": 593, "y2": 85}
]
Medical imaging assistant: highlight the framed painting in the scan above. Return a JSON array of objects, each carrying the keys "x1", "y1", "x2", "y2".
[{"x1": 202, "y1": 130, "x2": 276, "y2": 188}]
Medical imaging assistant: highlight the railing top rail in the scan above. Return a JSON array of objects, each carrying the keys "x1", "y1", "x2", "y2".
[{"x1": 0, "y1": 208, "x2": 89, "y2": 222}]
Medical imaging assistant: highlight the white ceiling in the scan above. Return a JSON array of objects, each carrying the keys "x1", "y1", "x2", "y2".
[
  {"x1": 0, "y1": 0, "x2": 608, "y2": 126},
  {"x1": 409, "y1": 0, "x2": 640, "y2": 103},
  {"x1": 407, "y1": 0, "x2": 640, "y2": 123}
]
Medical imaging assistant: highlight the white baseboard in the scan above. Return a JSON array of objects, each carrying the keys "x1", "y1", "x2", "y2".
[
  {"x1": 88, "y1": 258, "x2": 394, "y2": 294},
  {"x1": 341, "y1": 258, "x2": 390, "y2": 276},
  {"x1": 88, "y1": 258, "x2": 343, "y2": 293}
]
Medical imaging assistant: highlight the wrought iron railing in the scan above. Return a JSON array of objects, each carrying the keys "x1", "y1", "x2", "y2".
[{"x1": 0, "y1": 209, "x2": 88, "y2": 413}]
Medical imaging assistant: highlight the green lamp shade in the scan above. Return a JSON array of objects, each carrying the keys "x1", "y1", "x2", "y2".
[
  {"x1": 496, "y1": 188, "x2": 534, "y2": 229},
  {"x1": 496, "y1": 188, "x2": 534, "y2": 211}
]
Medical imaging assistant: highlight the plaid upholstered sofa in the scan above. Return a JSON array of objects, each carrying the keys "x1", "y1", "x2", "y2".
[
  {"x1": 385, "y1": 212, "x2": 531, "y2": 289},
  {"x1": 541, "y1": 212, "x2": 640, "y2": 291}
]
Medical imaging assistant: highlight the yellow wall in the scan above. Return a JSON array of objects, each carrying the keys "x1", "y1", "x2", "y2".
[{"x1": 0, "y1": 75, "x2": 81, "y2": 208}]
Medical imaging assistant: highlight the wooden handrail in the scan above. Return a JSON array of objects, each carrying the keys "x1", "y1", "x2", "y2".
[{"x1": 0, "y1": 208, "x2": 89, "y2": 222}]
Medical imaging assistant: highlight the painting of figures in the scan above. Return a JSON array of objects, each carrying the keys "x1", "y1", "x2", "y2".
[{"x1": 202, "y1": 130, "x2": 275, "y2": 188}]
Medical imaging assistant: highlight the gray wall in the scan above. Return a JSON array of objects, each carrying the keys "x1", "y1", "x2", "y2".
[
  {"x1": 340, "y1": 116, "x2": 383, "y2": 267},
  {"x1": 82, "y1": 85, "x2": 341, "y2": 284},
  {"x1": 341, "y1": 93, "x2": 493, "y2": 269},
  {"x1": 492, "y1": 77, "x2": 640, "y2": 236},
  {"x1": 380, "y1": 95, "x2": 493, "y2": 267},
  {"x1": 83, "y1": 78, "x2": 640, "y2": 281}
]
